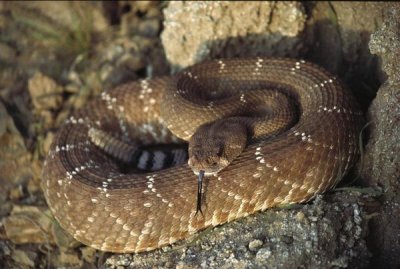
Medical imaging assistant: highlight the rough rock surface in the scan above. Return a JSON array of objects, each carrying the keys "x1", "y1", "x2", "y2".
[
  {"x1": 3, "y1": 205, "x2": 54, "y2": 245},
  {"x1": 6, "y1": 1, "x2": 108, "y2": 33},
  {"x1": 0, "y1": 101, "x2": 33, "y2": 215},
  {"x1": 362, "y1": 7, "x2": 400, "y2": 269},
  {"x1": 28, "y1": 72, "x2": 63, "y2": 111},
  {"x1": 161, "y1": 2, "x2": 306, "y2": 70},
  {"x1": 366, "y1": 7, "x2": 400, "y2": 206},
  {"x1": 304, "y1": 2, "x2": 388, "y2": 108},
  {"x1": 104, "y1": 193, "x2": 370, "y2": 269}
]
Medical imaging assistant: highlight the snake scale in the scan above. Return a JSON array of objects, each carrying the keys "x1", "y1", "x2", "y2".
[{"x1": 41, "y1": 58, "x2": 364, "y2": 253}]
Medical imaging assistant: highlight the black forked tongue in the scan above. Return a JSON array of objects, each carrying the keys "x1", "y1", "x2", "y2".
[{"x1": 195, "y1": 170, "x2": 205, "y2": 216}]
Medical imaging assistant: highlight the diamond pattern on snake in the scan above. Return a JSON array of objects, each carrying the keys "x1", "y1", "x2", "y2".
[{"x1": 42, "y1": 58, "x2": 364, "y2": 253}]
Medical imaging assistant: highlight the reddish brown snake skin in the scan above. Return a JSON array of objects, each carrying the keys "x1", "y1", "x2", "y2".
[{"x1": 41, "y1": 58, "x2": 364, "y2": 253}]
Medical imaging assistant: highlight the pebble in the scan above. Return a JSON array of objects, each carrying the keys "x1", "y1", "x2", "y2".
[
  {"x1": 256, "y1": 247, "x2": 273, "y2": 260},
  {"x1": 28, "y1": 72, "x2": 63, "y2": 110},
  {"x1": 248, "y1": 239, "x2": 264, "y2": 251}
]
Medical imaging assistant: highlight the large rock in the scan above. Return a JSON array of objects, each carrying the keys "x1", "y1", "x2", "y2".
[
  {"x1": 162, "y1": 2, "x2": 306, "y2": 70},
  {"x1": 0, "y1": 101, "x2": 33, "y2": 208},
  {"x1": 105, "y1": 194, "x2": 370, "y2": 268},
  {"x1": 362, "y1": 7, "x2": 400, "y2": 268}
]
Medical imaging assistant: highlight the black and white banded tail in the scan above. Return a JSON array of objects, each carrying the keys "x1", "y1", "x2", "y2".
[{"x1": 89, "y1": 127, "x2": 188, "y2": 171}]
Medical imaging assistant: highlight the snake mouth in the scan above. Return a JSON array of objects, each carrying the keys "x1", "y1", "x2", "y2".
[{"x1": 188, "y1": 155, "x2": 229, "y2": 177}]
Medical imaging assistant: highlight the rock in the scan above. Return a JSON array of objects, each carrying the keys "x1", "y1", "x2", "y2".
[
  {"x1": 121, "y1": 11, "x2": 160, "y2": 37},
  {"x1": 56, "y1": 251, "x2": 83, "y2": 268},
  {"x1": 104, "y1": 193, "x2": 370, "y2": 268},
  {"x1": 162, "y1": 2, "x2": 306, "y2": 69},
  {"x1": 42, "y1": 132, "x2": 55, "y2": 157},
  {"x1": 138, "y1": 18, "x2": 160, "y2": 37},
  {"x1": 331, "y1": 2, "x2": 385, "y2": 65},
  {"x1": 3, "y1": 205, "x2": 55, "y2": 245},
  {"x1": 304, "y1": 2, "x2": 343, "y2": 73},
  {"x1": 8, "y1": 185, "x2": 24, "y2": 200},
  {"x1": 0, "y1": 101, "x2": 33, "y2": 187},
  {"x1": 0, "y1": 42, "x2": 16, "y2": 63},
  {"x1": 295, "y1": 211, "x2": 305, "y2": 221},
  {"x1": 52, "y1": 222, "x2": 81, "y2": 250},
  {"x1": 11, "y1": 249, "x2": 37, "y2": 267},
  {"x1": 255, "y1": 247, "x2": 272, "y2": 261},
  {"x1": 81, "y1": 246, "x2": 97, "y2": 264},
  {"x1": 361, "y1": 6, "x2": 400, "y2": 268},
  {"x1": 6, "y1": 1, "x2": 108, "y2": 33},
  {"x1": 110, "y1": 52, "x2": 146, "y2": 82},
  {"x1": 329, "y1": 2, "x2": 388, "y2": 106},
  {"x1": 118, "y1": 52, "x2": 146, "y2": 70},
  {"x1": 304, "y1": 2, "x2": 390, "y2": 108},
  {"x1": 38, "y1": 110, "x2": 55, "y2": 130},
  {"x1": 120, "y1": 1, "x2": 162, "y2": 37},
  {"x1": 28, "y1": 72, "x2": 63, "y2": 111},
  {"x1": 105, "y1": 254, "x2": 133, "y2": 268},
  {"x1": 27, "y1": 172, "x2": 42, "y2": 196},
  {"x1": 0, "y1": 197, "x2": 12, "y2": 218},
  {"x1": 248, "y1": 239, "x2": 263, "y2": 251},
  {"x1": 269, "y1": 2, "x2": 306, "y2": 36},
  {"x1": 55, "y1": 109, "x2": 71, "y2": 128}
]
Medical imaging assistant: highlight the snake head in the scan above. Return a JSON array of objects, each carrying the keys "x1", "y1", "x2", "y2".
[
  {"x1": 188, "y1": 149, "x2": 229, "y2": 176},
  {"x1": 188, "y1": 119, "x2": 248, "y2": 177}
]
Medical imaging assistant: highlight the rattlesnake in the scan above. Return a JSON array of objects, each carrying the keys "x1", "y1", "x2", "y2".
[{"x1": 41, "y1": 58, "x2": 364, "y2": 253}]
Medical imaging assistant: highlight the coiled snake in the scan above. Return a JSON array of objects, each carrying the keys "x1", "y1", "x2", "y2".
[{"x1": 41, "y1": 58, "x2": 364, "y2": 253}]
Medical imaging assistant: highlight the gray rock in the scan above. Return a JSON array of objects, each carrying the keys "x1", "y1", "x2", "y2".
[
  {"x1": 361, "y1": 6, "x2": 400, "y2": 268},
  {"x1": 104, "y1": 193, "x2": 370, "y2": 268},
  {"x1": 255, "y1": 247, "x2": 272, "y2": 260},
  {"x1": 248, "y1": 239, "x2": 263, "y2": 252},
  {"x1": 304, "y1": 2, "x2": 390, "y2": 110}
]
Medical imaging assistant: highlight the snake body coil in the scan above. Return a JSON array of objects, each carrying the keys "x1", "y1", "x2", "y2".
[{"x1": 42, "y1": 58, "x2": 364, "y2": 253}]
